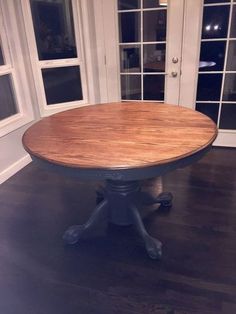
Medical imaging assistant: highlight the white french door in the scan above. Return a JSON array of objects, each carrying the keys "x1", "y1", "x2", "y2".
[
  {"x1": 180, "y1": 0, "x2": 236, "y2": 147},
  {"x1": 116, "y1": 0, "x2": 184, "y2": 105},
  {"x1": 194, "y1": 0, "x2": 236, "y2": 147}
]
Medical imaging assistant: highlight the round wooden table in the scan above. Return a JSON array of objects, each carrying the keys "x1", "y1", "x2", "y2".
[{"x1": 23, "y1": 102, "x2": 217, "y2": 259}]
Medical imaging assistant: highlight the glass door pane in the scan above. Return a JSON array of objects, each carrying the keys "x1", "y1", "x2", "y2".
[
  {"x1": 143, "y1": 44, "x2": 166, "y2": 73},
  {"x1": 118, "y1": 0, "x2": 168, "y2": 102},
  {"x1": 118, "y1": 0, "x2": 141, "y2": 10},
  {"x1": 143, "y1": 10, "x2": 167, "y2": 42},
  {"x1": 119, "y1": 12, "x2": 141, "y2": 43},
  {"x1": 196, "y1": 1, "x2": 236, "y2": 131},
  {"x1": 143, "y1": 0, "x2": 168, "y2": 8}
]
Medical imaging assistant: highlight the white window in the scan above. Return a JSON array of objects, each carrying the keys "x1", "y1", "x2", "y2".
[
  {"x1": 0, "y1": 1, "x2": 34, "y2": 137},
  {"x1": 22, "y1": 0, "x2": 89, "y2": 117}
]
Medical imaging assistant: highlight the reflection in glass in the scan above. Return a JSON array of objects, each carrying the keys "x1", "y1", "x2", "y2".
[
  {"x1": 30, "y1": 0, "x2": 77, "y2": 60},
  {"x1": 0, "y1": 43, "x2": 4, "y2": 65},
  {"x1": 202, "y1": 5, "x2": 230, "y2": 39},
  {"x1": 196, "y1": 103, "x2": 219, "y2": 124},
  {"x1": 197, "y1": 74, "x2": 222, "y2": 101},
  {"x1": 219, "y1": 104, "x2": 236, "y2": 129},
  {"x1": 226, "y1": 41, "x2": 236, "y2": 71},
  {"x1": 118, "y1": 0, "x2": 140, "y2": 10},
  {"x1": 143, "y1": 75, "x2": 164, "y2": 100},
  {"x1": 230, "y1": 6, "x2": 236, "y2": 38},
  {"x1": 143, "y1": 0, "x2": 168, "y2": 8},
  {"x1": 143, "y1": 44, "x2": 166, "y2": 72},
  {"x1": 119, "y1": 12, "x2": 141, "y2": 43},
  {"x1": 204, "y1": 0, "x2": 230, "y2": 3},
  {"x1": 199, "y1": 41, "x2": 226, "y2": 71},
  {"x1": 223, "y1": 74, "x2": 236, "y2": 101},
  {"x1": 42, "y1": 66, "x2": 83, "y2": 105},
  {"x1": 120, "y1": 46, "x2": 140, "y2": 72},
  {"x1": 0, "y1": 74, "x2": 18, "y2": 120},
  {"x1": 121, "y1": 75, "x2": 141, "y2": 100},
  {"x1": 143, "y1": 10, "x2": 167, "y2": 42}
]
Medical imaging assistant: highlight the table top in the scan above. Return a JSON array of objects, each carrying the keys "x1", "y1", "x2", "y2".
[{"x1": 23, "y1": 102, "x2": 217, "y2": 172}]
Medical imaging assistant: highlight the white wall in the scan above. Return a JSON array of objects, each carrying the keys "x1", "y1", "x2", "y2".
[
  {"x1": 0, "y1": 1, "x2": 39, "y2": 184},
  {"x1": 0, "y1": 125, "x2": 32, "y2": 184}
]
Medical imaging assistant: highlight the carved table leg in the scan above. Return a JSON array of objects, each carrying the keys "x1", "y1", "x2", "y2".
[
  {"x1": 96, "y1": 185, "x2": 106, "y2": 204},
  {"x1": 63, "y1": 199, "x2": 108, "y2": 245},
  {"x1": 129, "y1": 203, "x2": 162, "y2": 259},
  {"x1": 64, "y1": 180, "x2": 170, "y2": 259}
]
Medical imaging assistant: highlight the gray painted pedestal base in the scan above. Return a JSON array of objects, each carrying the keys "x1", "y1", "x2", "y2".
[{"x1": 63, "y1": 180, "x2": 173, "y2": 259}]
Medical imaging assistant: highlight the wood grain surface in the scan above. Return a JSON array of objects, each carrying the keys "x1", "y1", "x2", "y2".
[{"x1": 22, "y1": 102, "x2": 217, "y2": 170}]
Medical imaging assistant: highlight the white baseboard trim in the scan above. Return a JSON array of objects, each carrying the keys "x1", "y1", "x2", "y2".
[
  {"x1": 0, "y1": 154, "x2": 32, "y2": 185},
  {"x1": 213, "y1": 131, "x2": 236, "y2": 148}
]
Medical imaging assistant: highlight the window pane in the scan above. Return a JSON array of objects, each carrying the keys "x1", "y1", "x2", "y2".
[
  {"x1": 121, "y1": 75, "x2": 141, "y2": 100},
  {"x1": 30, "y1": 0, "x2": 77, "y2": 60},
  {"x1": 120, "y1": 45, "x2": 141, "y2": 72},
  {"x1": 204, "y1": 0, "x2": 230, "y2": 3},
  {"x1": 201, "y1": 6, "x2": 230, "y2": 39},
  {"x1": 42, "y1": 66, "x2": 83, "y2": 105},
  {"x1": 199, "y1": 41, "x2": 226, "y2": 72},
  {"x1": 119, "y1": 12, "x2": 141, "y2": 43},
  {"x1": 195, "y1": 103, "x2": 219, "y2": 124},
  {"x1": 0, "y1": 43, "x2": 4, "y2": 65},
  {"x1": 219, "y1": 104, "x2": 236, "y2": 129},
  {"x1": 143, "y1": 10, "x2": 167, "y2": 42},
  {"x1": 0, "y1": 75, "x2": 18, "y2": 120},
  {"x1": 197, "y1": 74, "x2": 222, "y2": 101},
  {"x1": 143, "y1": 75, "x2": 164, "y2": 100},
  {"x1": 118, "y1": 0, "x2": 140, "y2": 10},
  {"x1": 226, "y1": 41, "x2": 236, "y2": 71},
  {"x1": 230, "y1": 5, "x2": 236, "y2": 38},
  {"x1": 143, "y1": 0, "x2": 168, "y2": 8},
  {"x1": 144, "y1": 44, "x2": 166, "y2": 72},
  {"x1": 223, "y1": 73, "x2": 236, "y2": 101}
]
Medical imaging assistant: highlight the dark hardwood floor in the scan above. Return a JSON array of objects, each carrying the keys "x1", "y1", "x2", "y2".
[{"x1": 0, "y1": 147, "x2": 235, "y2": 314}]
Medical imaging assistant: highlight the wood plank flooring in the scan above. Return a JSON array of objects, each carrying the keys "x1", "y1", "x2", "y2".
[{"x1": 0, "y1": 147, "x2": 235, "y2": 314}]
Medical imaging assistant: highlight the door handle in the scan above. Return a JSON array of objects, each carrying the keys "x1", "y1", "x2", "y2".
[
  {"x1": 172, "y1": 57, "x2": 179, "y2": 64},
  {"x1": 171, "y1": 71, "x2": 178, "y2": 77}
]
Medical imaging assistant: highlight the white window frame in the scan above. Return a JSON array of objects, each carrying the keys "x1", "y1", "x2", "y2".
[
  {"x1": 21, "y1": 0, "x2": 89, "y2": 117},
  {"x1": 0, "y1": 0, "x2": 34, "y2": 138}
]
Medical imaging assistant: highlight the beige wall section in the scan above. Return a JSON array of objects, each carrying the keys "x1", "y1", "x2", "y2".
[{"x1": 0, "y1": 125, "x2": 32, "y2": 184}]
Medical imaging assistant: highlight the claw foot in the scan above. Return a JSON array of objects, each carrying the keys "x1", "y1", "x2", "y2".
[
  {"x1": 63, "y1": 225, "x2": 85, "y2": 245},
  {"x1": 145, "y1": 236, "x2": 162, "y2": 259},
  {"x1": 157, "y1": 192, "x2": 173, "y2": 207}
]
